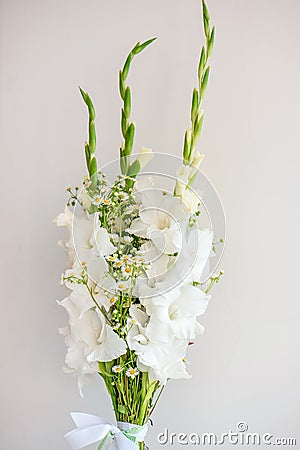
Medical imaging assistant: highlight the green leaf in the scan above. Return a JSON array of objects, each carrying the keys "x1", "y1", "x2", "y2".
[
  {"x1": 120, "y1": 151, "x2": 129, "y2": 175},
  {"x1": 200, "y1": 66, "x2": 210, "y2": 99},
  {"x1": 89, "y1": 121, "x2": 96, "y2": 154},
  {"x1": 78, "y1": 86, "x2": 87, "y2": 102},
  {"x1": 202, "y1": 0, "x2": 210, "y2": 21},
  {"x1": 118, "y1": 404, "x2": 128, "y2": 414},
  {"x1": 183, "y1": 129, "x2": 192, "y2": 163},
  {"x1": 121, "y1": 108, "x2": 128, "y2": 138},
  {"x1": 203, "y1": 16, "x2": 210, "y2": 38},
  {"x1": 133, "y1": 37, "x2": 157, "y2": 54},
  {"x1": 194, "y1": 113, "x2": 204, "y2": 142},
  {"x1": 191, "y1": 88, "x2": 199, "y2": 122},
  {"x1": 207, "y1": 27, "x2": 215, "y2": 57},
  {"x1": 84, "y1": 142, "x2": 90, "y2": 165},
  {"x1": 124, "y1": 87, "x2": 131, "y2": 117},
  {"x1": 122, "y1": 52, "x2": 134, "y2": 80},
  {"x1": 89, "y1": 155, "x2": 97, "y2": 177},
  {"x1": 125, "y1": 122, "x2": 135, "y2": 155},
  {"x1": 198, "y1": 46, "x2": 206, "y2": 80},
  {"x1": 79, "y1": 87, "x2": 96, "y2": 120},
  {"x1": 127, "y1": 159, "x2": 141, "y2": 177},
  {"x1": 119, "y1": 70, "x2": 126, "y2": 99}
]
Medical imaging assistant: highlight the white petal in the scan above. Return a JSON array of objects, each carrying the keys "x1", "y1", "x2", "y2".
[
  {"x1": 92, "y1": 227, "x2": 116, "y2": 256},
  {"x1": 54, "y1": 206, "x2": 73, "y2": 229},
  {"x1": 136, "y1": 147, "x2": 153, "y2": 169},
  {"x1": 88, "y1": 324, "x2": 127, "y2": 362}
]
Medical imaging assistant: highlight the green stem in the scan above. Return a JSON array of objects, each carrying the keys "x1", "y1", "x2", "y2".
[
  {"x1": 79, "y1": 87, "x2": 98, "y2": 194},
  {"x1": 119, "y1": 39, "x2": 156, "y2": 176},
  {"x1": 85, "y1": 283, "x2": 114, "y2": 326},
  {"x1": 183, "y1": 0, "x2": 215, "y2": 165}
]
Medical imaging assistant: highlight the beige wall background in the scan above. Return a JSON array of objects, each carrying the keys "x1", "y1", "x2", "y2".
[{"x1": 1, "y1": 0, "x2": 300, "y2": 448}]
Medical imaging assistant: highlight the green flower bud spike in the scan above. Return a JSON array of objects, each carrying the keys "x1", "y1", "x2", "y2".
[
  {"x1": 79, "y1": 86, "x2": 98, "y2": 193},
  {"x1": 119, "y1": 38, "x2": 157, "y2": 177},
  {"x1": 182, "y1": 0, "x2": 215, "y2": 167}
]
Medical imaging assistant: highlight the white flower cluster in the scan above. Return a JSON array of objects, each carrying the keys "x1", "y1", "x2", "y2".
[{"x1": 55, "y1": 170, "x2": 214, "y2": 394}]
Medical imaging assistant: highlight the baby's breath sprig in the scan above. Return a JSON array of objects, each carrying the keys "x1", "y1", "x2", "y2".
[
  {"x1": 183, "y1": 0, "x2": 215, "y2": 165},
  {"x1": 212, "y1": 237, "x2": 224, "y2": 254},
  {"x1": 66, "y1": 186, "x2": 82, "y2": 207},
  {"x1": 78, "y1": 87, "x2": 98, "y2": 194},
  {"x1": 205, "y1": 270, "x2": 224, "y2": 294},
  {"x1": 119, "y1": 38, "x2": 156, "y2": 177}
]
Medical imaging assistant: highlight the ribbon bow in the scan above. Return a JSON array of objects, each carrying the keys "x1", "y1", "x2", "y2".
[{"x1": 64, "y1": 413, "x2": 148, "y2": 450}]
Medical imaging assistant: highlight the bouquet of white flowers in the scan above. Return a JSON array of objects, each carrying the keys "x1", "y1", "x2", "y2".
[{"x1": 55, "y1": 2, "x2": 224, "y2": 449}]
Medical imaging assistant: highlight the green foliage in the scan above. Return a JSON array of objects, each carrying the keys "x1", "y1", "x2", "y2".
[
  {"x1": 183, "y1": 0, "x2": 215, "y2": 165},
  {"x1": 119, "y1": 38, "x2": 156, "y2": 176},
  {"x1": 79, "y1": 87, "x2": 98, "y2": 193}
]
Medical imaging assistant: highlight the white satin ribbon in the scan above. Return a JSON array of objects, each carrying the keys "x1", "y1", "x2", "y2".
[{"x1": 64, "y1": 413, "x2": 148, "y2": 449}]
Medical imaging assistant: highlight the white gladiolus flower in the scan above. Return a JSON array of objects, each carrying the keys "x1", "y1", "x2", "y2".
[
  {"x1": 58, "y1": 297, "x2": 102, "y2": 395},
  {"x1": 184, "y1": 228, "x2": 213, "y2": 283},
  {"x1": 127, "y1": 324, "x2": 190, "y2": 384},
  {"x1": 175, "y1": 152, "x2": 204, "y2": 190},
  {"x1": 139, "y1": 241, "x2": 169, "y2": 284},
  {"x1": 144, "y1": 285, "x2": 209, "y2": 342},
  {"x1": 55, "y1": 206, "x2": 95, "y2": 268},
  {"x1": 126, "y1": 305, "x2": 190, "y2": 384},
  {"x1": 136, "y1": 147, "x2": 153, "y2": 169},
  {"x1": 56, "y1": 145, "x2": 219, "y2": 394},
  {"x1": 174, "y1": 165, "x2": 191, "y2": 197},
  {"x1": 133, "y1": 277, "x2": 159, "y2": 298},
  {"x1": 138, "y1": 340, "x2": 191, "y2": 385},
  {"x1": 191, "y1": 151, "x2": 204, "y2": 169},
  {"x1": 181, "y1": 187, "x2": 200, "y2": 214},
  {"x1": 87, "y1": 315, "x2": 127, "y2": 363},
  {"x1": 55, "y1": 205, "x2": 74, "y2": 229},
  {"x1": 128, "y1": 190, "x2": 186, "y2": 254},
  {"x1": 134, "y1": 175, "x2": 155, "y2": 197},
  {"x1": 58, "y1": 297, "x2": 101, "y2": 349},
  {"x1": 62, "y1": 271, "x2": 96, "y2": 317},
  {"x1": 58, "y1": 296, "x2": 126, "y2": 392},
  {"x1": 156, "y1": 227, "x2": 213, "y2": 291},
  {"x1": 90, "y1": 226, "x2": 117, "y2": 256},
  {"x1": 129, "y1": 304, "x2": 149, "y2": 328}
]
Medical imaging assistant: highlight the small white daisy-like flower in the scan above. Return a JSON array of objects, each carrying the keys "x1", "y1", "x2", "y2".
[
  {"x1": 92, "y1": 196, "x2": 102, "y2": 205},
  {"x1": 121, "y1": 265, "x2": 132, "y2": 277},
  {"x1": 126, "y1": 367, "x2": 139, "y2": 379},
  {"x1": 117, "y1": 280, "x2": 131, "y2": 291},
  {"x1": 112, "y1": 365, "x2": 124, "y2": 374},
  {"x1": 109, "y1": 296, "x2": 117, "y2": 306},
  {"x1": 129, "y1": 318, "x2": 137, "y2": 325},
  {"x1": 121, "y1": 255, "x2": 133, "y2": 265}
]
